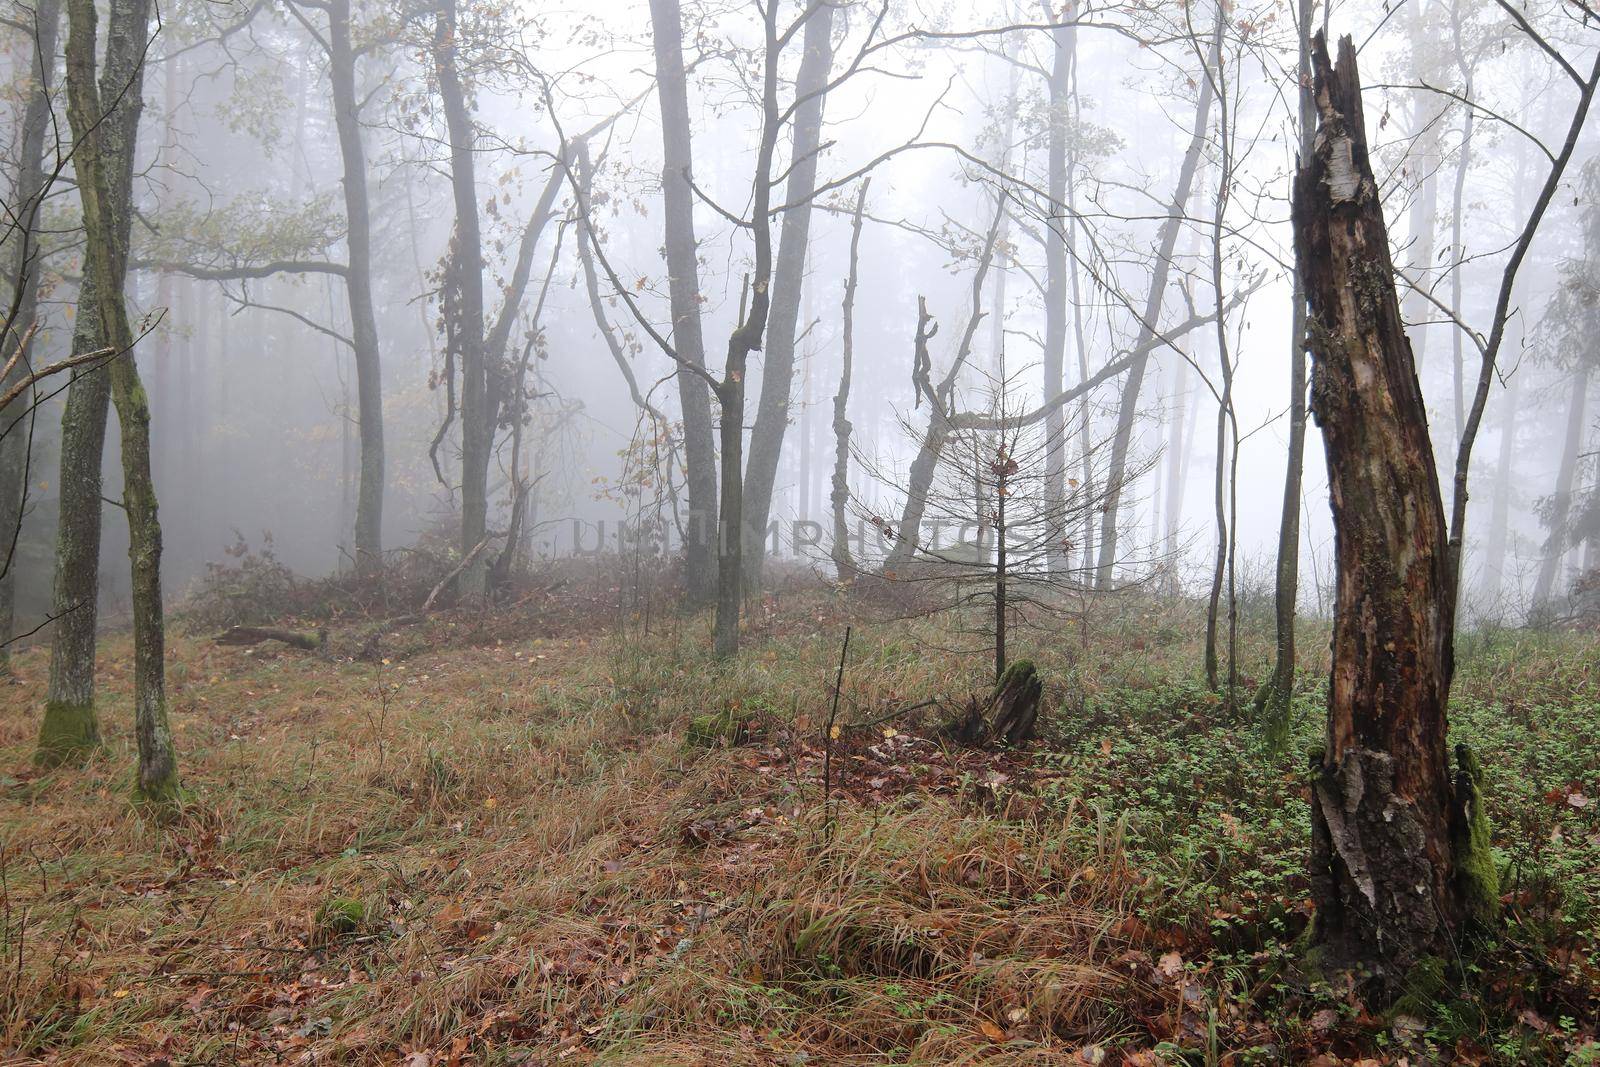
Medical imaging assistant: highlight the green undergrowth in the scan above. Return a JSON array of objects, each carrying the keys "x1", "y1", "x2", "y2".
[{"x1": 1020, "y1": 628, "x2": 1600, "y2": 1063}]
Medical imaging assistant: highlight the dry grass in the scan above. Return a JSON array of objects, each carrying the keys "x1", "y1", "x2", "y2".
[{"x1": 0, "y1": 596, "x2": 1152, "y2": 1065}]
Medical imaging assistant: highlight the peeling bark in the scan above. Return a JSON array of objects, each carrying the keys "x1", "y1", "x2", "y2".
[{"x1": 1294, "y1": 32, "x2": 1492, "y2": 986}]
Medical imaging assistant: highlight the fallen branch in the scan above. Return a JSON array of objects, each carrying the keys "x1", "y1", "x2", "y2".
[
  {"x1": 214, "y1": 625, "x2": 325, "y2": 651},
  {"x1": 422, "y1": 537, "x2": 493, "y2": 612}
]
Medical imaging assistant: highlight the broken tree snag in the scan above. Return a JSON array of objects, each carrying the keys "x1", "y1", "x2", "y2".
[
  {"x1": 214, "y1": 626, "x2": 326, "y2": 651},
  {"x1": 989, "y1": 659, "x2": 1042, "y2": 746},
  {"x1": 1294, "y1": 32, "x2": 1495, "y2": 988}
]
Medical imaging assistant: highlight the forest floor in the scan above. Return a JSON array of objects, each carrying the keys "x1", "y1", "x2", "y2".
[{"x1": 0, "y1": 579, "x2": 1597, "y2": 1065}]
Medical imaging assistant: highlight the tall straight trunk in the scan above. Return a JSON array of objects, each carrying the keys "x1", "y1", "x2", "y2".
[
  {"x1": 1200, "y1": 0, "x2": 1236, "y2": 702},
  {"x1": 1400, "y1": 0, "x2": 1440, "y2": 372},
  {"x1": 1094, "y1": 30, "x2": 1217, "y2": 588},
  {"x1": 711, "y1": 1, "x2": 781, "y2": 659},
  {"x1": 648, "y1": 0, "x2": 717, "y2": 605},
  {"x1": 434, "y1": 0, "x2": 491, "y2": 600},
  {"x1": 39, "y1": 0, "x2": 147, "y2": 765},
  {"x1": 58, "y1": 0, "x2": 178, "y2": 805},
  {"x1": 1040, "y1": 14, "x2": 1073, "y2": 573},
  {"x1": 742, "y1": 0, "x2": 835, "y2": 589},
  {"x1": 1160, "y1": 358, "x2": 1187, "y2": 564},
  {"x1": 0, "y1": 0, "x2": 62, "y2": 671},
  {"x1": 1480, "y1": 369, "x2": 1521, "y2": 609},
  {"x1": 1530, "y1": 364, "x2": 1591, "y2": 617},
  {"x1": 328, "y1": 0, "x2": 384, "y2": 573},
  {"x1": 1447, "y1": 0, "x2": 1474, "y2": 455},
  {"x1": 831, "y1": 180, "x2": 867, "y2": 580},
  {"x1": 1257, "y1": 0, "x2": 1315, "y2": 737},
  {"x1": 1296, "y1": 33, "x2": 1493, "y2": 986}
]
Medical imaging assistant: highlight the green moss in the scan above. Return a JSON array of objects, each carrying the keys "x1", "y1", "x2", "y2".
[
  {"x1": 1390, "y1": 954, "x2": 1447, "y2": 1021},
  {"x1": 1452, "y1": 742, "x2": 1501, "y2": 927},
  {"x1": 687, "y1": 706, "x2": 754, "y2": 748},
  {"x1": 996, "y1": 659, "x2": 1037, "y2": 689},
  {"x1": 133, "y1": 775, "x2": 187, "y2": 819},
  {"x1": 314, "y1": 897, "x2": 371, "y2": 942},
  {"x1": 34, "y1": 701, "x2": 102, "y2": 767}
]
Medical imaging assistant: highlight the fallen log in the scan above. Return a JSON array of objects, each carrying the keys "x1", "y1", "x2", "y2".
[{"x1": 214, "y1": 625, "x2": 325, "y2": 651}]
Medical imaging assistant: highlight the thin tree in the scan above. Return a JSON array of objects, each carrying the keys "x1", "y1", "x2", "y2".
[
  {"x1": 830, "y1": 178, "x2": 868, "y2": 581},
  {"x1": 647, "y1": 0, "x2": 717, "y2": 605},
  {"x1": 1255, "y1": 0, "x2": 1314, "y2": 740},
  {"x1": 743, "y1": 0, "x2": 837, "y2": 588},
  {"x1": 56, "y1": 0, "x2": 180, "y2": 805},
  {"x1": 0, "y1": 0, "x2": 62, "y2": 670}
]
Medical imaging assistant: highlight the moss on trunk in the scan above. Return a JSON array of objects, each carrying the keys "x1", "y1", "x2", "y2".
[
  {"x1": 1451, "y1": 743, "x2": 1500, "y2": 927},
  {"x1": 35, "y1": 700, "x2": 101, "y2": 766}
]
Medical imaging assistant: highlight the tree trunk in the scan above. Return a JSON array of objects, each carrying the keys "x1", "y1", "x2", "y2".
[
  {"x1": 1295, "y1": 32, "x2": 1494, "y2": 988},
  {"x1": 1446, "y1": 0, "x2": 1474, "y2": 456},
  {"x1": 1530, "y1": 363, "x2": 1590, "y2": 618},
  {"x1": 1257, "y1": 0, "x2": 1314, "y2": 739},
  {"x1": 1041, "y1": 16, "x2": 1074, "y2": 574},
  {"x1": 434, "y1": 0, "x2": 492, "y2": 601},
  {"x1": 711, "y1": 1, "x2": 782, "y2": 659},
  {"x1": 0, "y1": 0, "x2": 62, "y2": 672},
  {"x1": 831, "y1": 180, "x2": 868, "y2": 581},
  {"x1": 648, "y1": 0, "x2": 717, "y2": 605},
  {"x1": 1399, "y1": 0, "x2": 1441, "y2": 374},
  {"x1": 39, "y1": 0, "x2": 148, "y2": 766},
  {"x1": 1480, "y1": 368, "x2": 1521, "y2": 609},
  {"x1": 883, "y1": 203, "x2": 1004, "y2": 576},
  {"x1": 742, "y1": 0, "x2": 835, "y2": 590},
  {"x1": 1094, "y1": 30, "x2": 1217, "y2": 588},
  {"x1": 61, "y1": 0, "x2": 179, "y2": 806},
  {"x1": 328, "y1": 0, "x2": 385, "y2": 574}
]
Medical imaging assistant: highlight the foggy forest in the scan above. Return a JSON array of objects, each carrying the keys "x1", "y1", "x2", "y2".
[{"x1": 0, "y1": 0, "x2": 1598, "y2": 1061}]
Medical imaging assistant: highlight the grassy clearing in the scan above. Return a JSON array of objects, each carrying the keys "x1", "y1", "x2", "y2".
[{"x1": 0, "y1": 592, "x2": 1596, "y2": 1064}]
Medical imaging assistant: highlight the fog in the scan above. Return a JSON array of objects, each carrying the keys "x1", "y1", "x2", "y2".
[{"x1": 3, "y1": 0, "x2": 1596, "y2": 634}]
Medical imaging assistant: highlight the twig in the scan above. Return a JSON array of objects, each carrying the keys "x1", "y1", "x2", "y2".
[{"x1": 822, "y1": 625, "x2": 851, "y2": 840}]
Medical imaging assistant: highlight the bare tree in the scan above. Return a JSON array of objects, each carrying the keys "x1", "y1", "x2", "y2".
[
  {"x1": 743, "y1": 0, "x2": 837, "y2": 588},
  {"x1": 830, "y1": 178, "x2": 867, "y2": 582},
  {"x1": 55, "y1": 0, "x2": 179, "y2": 806},
  {"x1": 1295, "y1": 32, "x2": 1495, "y2": 988},
  {"x1": 647, "y1": 0, "x2": 717, "y2": 605},
  {"x1": 1255, "y1": 0, "x2": 1315, "y2": 740},
  {"x1": 0, "y1": 0, "x2": 62, "y2": 669}
]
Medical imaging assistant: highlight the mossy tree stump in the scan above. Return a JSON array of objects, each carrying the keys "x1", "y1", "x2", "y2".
[{"x1": 943, "y1": 660, "x2": 1044, "y2": 747}]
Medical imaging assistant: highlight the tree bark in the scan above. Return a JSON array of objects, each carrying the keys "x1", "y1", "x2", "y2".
[
  {"x1": 1257, "y1": 0, "x2": 1314, "y2": 738},
  {"x1": 711, "y1": 1, "x2": 782, "y2": 659},
  {"x1": 742, "y1": 0, "x2": 835, "y2": 589},
  {"x1": 882, "y1": 202, "x2": 1003, "y2": 576},
  {"x1": 1530, "y1": 363, "x2": 1590, "y2": 618},
  {"x1": 648, "y1": 0, "x2": 718, "y2": 605},
  {"x1": 433, "y1": 0, "x2": 492, "y2": 602},
  {"x1": 1041, "y1": 12, "x2": 1074, "y2": 574},
  {"x1": 1479, "y1": 369, "x2": 1520, "y2": 610},
  {"x1": 0, "y1": 0, "x2": 62, "y2": 672},
  {"x1": 830, "y1": 180, "x2": 867, "y2": 581},
  {"x1": 1295, "y1": 33, "x2": 1493, "y2": 987},
  {"x1": 60, "y1": 0, "x2": 179, "y2": 806},
  {"x1": 38, "y1": 0, "x2": 148, "y2": 766},
  {"x1": 327, "y1": 0, "x2": 385, "y2": 574},
  {"x1": 1093, "y1": 29, "x2": 1217, "y2": 588}
]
